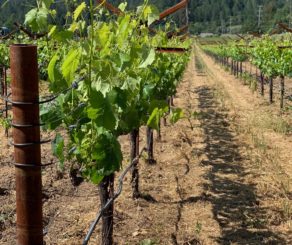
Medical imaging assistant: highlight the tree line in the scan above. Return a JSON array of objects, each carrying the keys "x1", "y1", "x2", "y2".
[{"x1": 0, "y1": 0, "x2": 291, "y2": 34}]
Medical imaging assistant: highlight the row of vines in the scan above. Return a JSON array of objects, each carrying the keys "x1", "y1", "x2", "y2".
[
  {"x1": 200, "y1": 35, "x2": 292, "y2": 109},
  {"x1": 0, "y1": 0, "x2": 191, "y2": 244}
]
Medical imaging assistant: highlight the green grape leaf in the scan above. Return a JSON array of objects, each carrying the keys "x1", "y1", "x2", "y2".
[
  {"x1": 145, "y1": 5, "x2": 159, "y2": 25},
  {"x1": 87, "y1": 108, "x2": 99, "y2": 120},
  {"x1": 25, "y1": 7, "x2": 49, "y2": 32},
  {"x1": 170, "y1": 108, "x2": 184, "y2": 124},
  {"x1": 117, "y1": 15, "x2": 131, "y2": 46},
  {"x1": 74, "y1": 2, "x2": 86, "y2": 21},
  {"x1": 51, "y1": 30, "x2": 74, "y2": 42},
  {"x1": 147, "y1": 107, "x2": 160, "y2": 130},
  {"x1": 48, "y1": 54, "x2": 67, "y2": 92},
  {"x1": 90, "y1": 172, "x2": 104, "y2": 184},
  {"x1": 88, "y1": 91, "x2": 116, "y2": 130},
  {"x1": 142, "y1": 84, "x2": 155, "y2": 99},
  {"x1": 119, "y1": 106, "x2": 140, "y2": 133},
  {"x1": 137, "y1": 4, "x2": 159, "y2": 25},
  {"x1": 61, "y1": 48, "x2": 81, "y2": 84},
  {"x1": 118, "y1": 2, "x2": 127, "y2": 11},
  {"x1": 97, "y1": 23, "x2": 111, "y2": 47},
  {"x1": 48, "y1": 54, "x2": 59, "y2": 83},
  {"x1": 139, "y1": 49, "x2": 155, "y2": 68},
  {"x1": 92, "y1": 78, "x2": 111, "y2": 97},
  {"x1": 148, "y1": 100, "x2": 168, "y2": 113},
  {"x1": 83, "y1": 133, "x2": 122, "y2": 184},
  {"x1": 24, "y1": 8, "x2": 38, "y2": 31},
  {"x1": 107, "y1": 88, "x2": 128, "y2": 109},
  {"x1": 48, "y1": 25, "x2": 57, "y2": 37}
]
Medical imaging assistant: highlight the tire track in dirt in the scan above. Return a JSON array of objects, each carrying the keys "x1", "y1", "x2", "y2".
[
  {"x1": 170, "y1": 72, "x2": 202, "y2": 245},
  {"x1": 162, "y1": 52, "x2": 221, "y2": 245}
]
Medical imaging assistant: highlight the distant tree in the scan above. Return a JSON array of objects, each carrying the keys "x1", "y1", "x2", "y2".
[{"x1": 0, "y1": 0, "x2": 288, "y2": 34}]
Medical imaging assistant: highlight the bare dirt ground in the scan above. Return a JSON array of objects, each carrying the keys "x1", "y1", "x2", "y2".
[{"x1": 0, "y1": 46, "x2": 292, "y2": 245}]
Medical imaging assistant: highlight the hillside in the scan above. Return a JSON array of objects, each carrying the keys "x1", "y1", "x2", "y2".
[
  {"x1": 0, "y1": 0, "x2": 291, "y2": 34},
  {"x1": 189, "y1": 0, "x2": 292, "y2": 33}
]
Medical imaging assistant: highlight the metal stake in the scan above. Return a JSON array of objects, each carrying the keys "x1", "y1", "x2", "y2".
[{"x1": 10, "y1": 44, "x2": 43, "y2": 245}]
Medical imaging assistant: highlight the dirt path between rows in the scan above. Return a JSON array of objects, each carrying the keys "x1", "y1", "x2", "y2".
[
  {"x1": 1, "y1": 47, "x2": 291, "y2": 244},
  {"x1": 193, "y1": 45, "x2": 292, "y2": 244}
]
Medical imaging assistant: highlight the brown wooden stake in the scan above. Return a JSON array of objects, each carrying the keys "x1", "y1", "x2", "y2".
[
  {"x1": 130, "y1": 128, "x2": 140, "y2": 199},
  {"x1": 260, "y1": 72, "x2": 264, "y2": 96},
  {"x1": 157, "y1": 119, "x2": 162, "y2": 141},
  {"x1": 10, "y1": 44, "x2": 43, "y2": 245},
  {"x1": 146, "y1": 126, "x2": 156, "y2": 164},
  {"x1": 280, "y1": 75, "x2": 285, "y2": 109},
  {"x1": 170, "y1": 96, "x2": 175, "y2": 107},
  {"x1": 157, "y1": 0, "x2": 188, "y2": 23},
  {"x1": 269, "y1": 77, "x2": 274, "y2": 104}
]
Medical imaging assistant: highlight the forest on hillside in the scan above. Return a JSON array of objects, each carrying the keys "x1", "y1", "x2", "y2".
[{"x1": 0, "y1": 0, "x2": 291, "y2": 34}]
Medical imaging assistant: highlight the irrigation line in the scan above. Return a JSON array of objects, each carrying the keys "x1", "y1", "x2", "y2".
[{"x1": 83, "y1": 147, "x2": 147, "y2": 245}]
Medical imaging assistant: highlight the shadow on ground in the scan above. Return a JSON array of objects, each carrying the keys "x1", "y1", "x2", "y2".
[{"x1": 195, "y1": 85, "x2": 286, "y2": 245}]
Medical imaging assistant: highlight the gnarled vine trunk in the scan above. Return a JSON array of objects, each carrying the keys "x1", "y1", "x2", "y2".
[
  {"x1": 146, "y1": 126, "x2": 156, "y2": 164},
  {"x1": 130, "y1": 129, "x2": 140, "y2": 199},
  {"x1": 99, "y1": 174, "x2": 114, "y2": 245},
  {"x1": 260, "y1": 72, "x2": 264, "y2": 96},
  {"x1": 280, "y1": 75, "x2": 285, "y2": 109},
  {"x1": 269, "y1": 77, "x2": 273, "y2": 104},
  {"x1": 170, "y1": 96, "x2": 175, "y2": 106}
]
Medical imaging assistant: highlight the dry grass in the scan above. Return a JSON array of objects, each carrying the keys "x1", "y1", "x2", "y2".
[{"x1": 197, "y1": 47, "x2": 292, "y2": 242}]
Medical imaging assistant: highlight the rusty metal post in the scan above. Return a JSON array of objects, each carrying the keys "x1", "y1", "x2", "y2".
[
  {"x1": 10, "y1": 44, "x2": 43, "y2": 245},
  {"x1": 4, "y1": 67, "x2": 8, "y2": 137}
]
